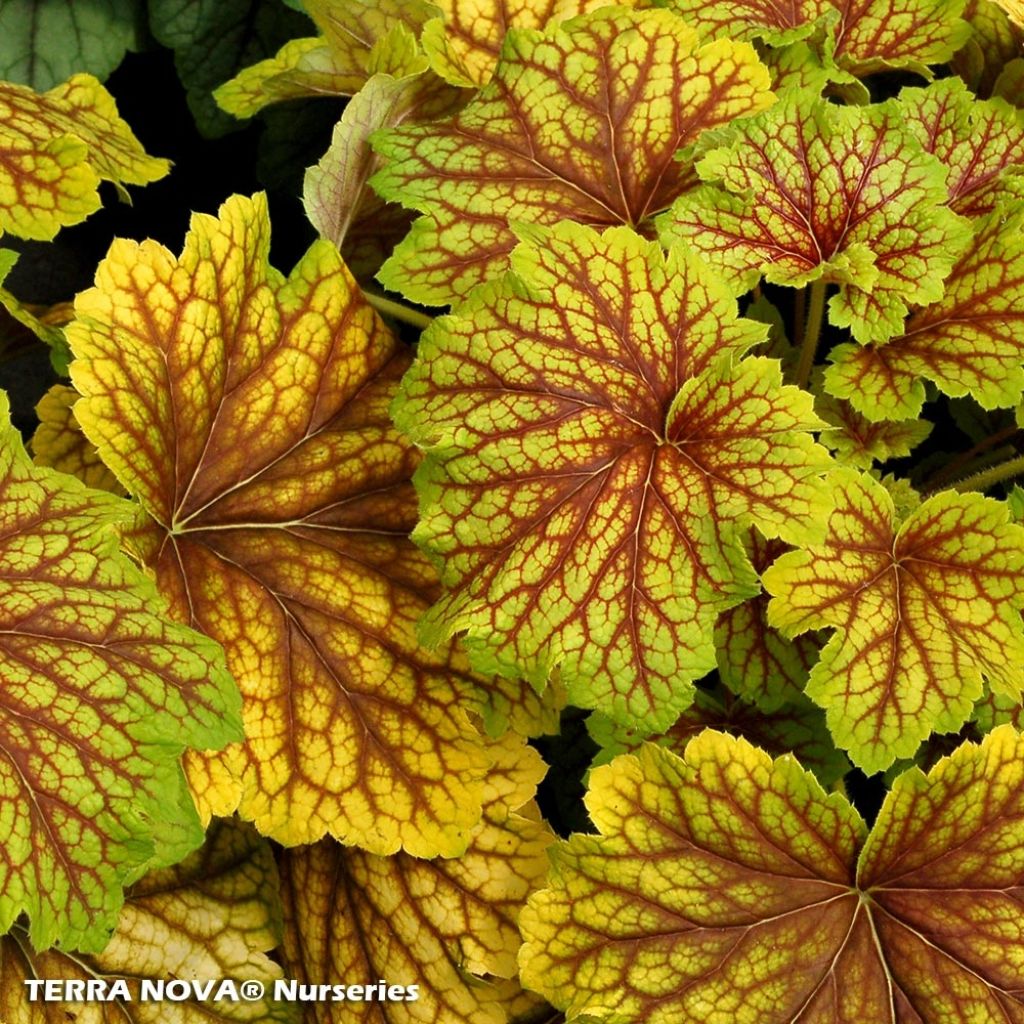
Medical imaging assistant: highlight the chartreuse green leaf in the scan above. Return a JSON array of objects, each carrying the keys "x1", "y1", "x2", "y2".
[
  {"x1": 0, "y1": 391, "x2": 241, "y2": 953},
  {"x1": 0, "y1": 0, "x2": 141, "y2": 90},
  {"x1": 764, "y1": 468, "x2": 1024, "y2": 773},
  {"x1": 520, "y1": 726, "x2": 1024, "y2": 1023},
  {"x1": 715, "y1": 532, "x2": 820, "y2": 710},
  {"x1": 214, "y1": 0, "x2": 436, "y2": 118},
  {"x1": 421, "y1": 0, "x2": 620, "y2": 87},
  {"x1": 278, "y1": 734, "x2": 553, "y2": 1024},
  {"x1": 67, "y1": 192, "x2": 495, "y2": 857},
  {"x1": 372, "y1": 6, "x2": 774, "y2": 305},
  {"x1": 588, "y1": 687, "x2": 850, "y2": 786},
  {"x1": 0, "y1": 820, "x2": 294, "y2": 1022},
  {"x1": 664, "y1": 0, "x2": 970, "y2": 75},
  {"x1": 952, "y1": 0, "x2": 1024, "y2": 95},
  {"x1": 0, "y1": 74, "x2": 168, "y2": 241},
  {"x1": 661, "y1": 93, "x2": 972, "y2": 344},
  {"x1": 826, "y1": 206, "x2": 1024, "y2": 421},
  {"x1": 813, "y1": 373, "x2": 933, "y2": 468},
  {"x1": 394, "y1": 223, "x2": 831, "y2": 731},
  {"x1": 898, "y1": 77, "x2": 1024, "y2": 216}
]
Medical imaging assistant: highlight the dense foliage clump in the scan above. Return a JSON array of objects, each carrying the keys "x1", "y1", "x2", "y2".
[{"x1": 0, "y1": 1, "x2": 1023, "y2": 1021}]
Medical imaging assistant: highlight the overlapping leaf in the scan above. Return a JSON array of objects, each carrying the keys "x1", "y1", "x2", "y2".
[
  {"x1": 715, "y1": 532, "x2": 821, "y2": 709},
  {"x1": 588, "y1": 688, "x2": 850, "y2": 786},
  {"x1": 394, "y1": 223, "x2": 831, "y2": 731},
  {"x1": 764, "y1": 468, "x2": 1024, "y2": 772},
  {"x1": 303, "y1": 67, "x2": 464, "y2": 281},
  {"x1": 0, "y1": 819, "x2": 294, "y2": 1023},
  {"x1": 31, "y1": 384, "x2": 123, "y2": 493},
  {"x1": 665, "y1": 0, "x2": 970, "y2": 74},
  {"x1": 421, "y1": 0, "x2": 620, "y2": 87},
  {"x1": 520, "y1": 726, "x2": 1024, "y2": 1023},
  {"x1": 898, "y1": 78, "x2": 1024, "y2": 216},
  {"x1": 149, "y1": 0, "x2": 313, "y2": 135},
  {"x1": 814, "y1": 379, "x2": 933, "y2": 467},
  {"x1": 995, "y1": 57, "x2": 1024, "y2": 103},
  {"x1": 277, "y1": 735, "x2": 553, "y2": 1024},
  {"x1": 372, "y1": 6, "x2": 774, "y2": 305},
  {"x1": 951, "y1": 0, "x2": 1024, "y2": 98},
  {"x1": 662, "y1": 94, "x2": 972, "y2": 344},
  {"x1": 214, "y1": 0, "x2": 436, "y2": 118},
  {"x1": 66, "y1": 192, "x2": 498, "y2": 856},
  {"x1": 826, "y1": 206, "x2": 1024, "y2": 421},
  {"x1": 0, "y1": 393, "x2": 241, "y2": 952},
  {"x1": 0, "y1": 73, "x2": 168, "y2": 241}
]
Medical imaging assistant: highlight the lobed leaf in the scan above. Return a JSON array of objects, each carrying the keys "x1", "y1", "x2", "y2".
[
  {"x1": 0, "y1": 819, "x2": 294, "y2": 1022},
  {"x1": 898, "y1": 77, "x2": 1024, "y2": 217},
  {"x1": 764, "y1": 468, "x2": 1024, "y2": 773},
  {"x1": 0, "y1": 393, "x2": 241, "y2": 952},
  {"x1": 814, "y1": 379, "x2": 933, "y2": 468},
  {"x1": 662, "y1": 93, "x2": 973, "y2": 344},
  {"x1": 394, "y1": 223, "x2": 831, "y2": 731},
  {"x1": 372, "y1": 6, "x2": 774, "y2": 305},
  {"x1": 278, "y1": 735, "x2": 554, "y2": 1024},
  {"x1": 521, "y1": 726, "x2": 1024, "y2": 1023},
  {"x1": 31, "y1": 384, "x2": 123, "y2": 494},
  {"x1": 67, "y1": 192, "x2": 494, "y2": 856},
  {"x1": 0, "y1": 73, "x2": 168, "y2": 241},
  {"x1": 664, "y1": 0, "x2": 970, "y2": 74},
  {"x1": 826, "y1": 207, "x2": 1024, "y2": 421},
  {"x1": 213, "y1": 0, "x2": 436, "y2": 118},
  {"x1": 421, "y1": 0, "x2": 623, "y2": 87}
]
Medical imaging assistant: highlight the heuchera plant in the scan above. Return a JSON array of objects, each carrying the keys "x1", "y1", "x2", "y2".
[{"x1": 0, "y1": 0, "x2": 1023, "y2": 1021}]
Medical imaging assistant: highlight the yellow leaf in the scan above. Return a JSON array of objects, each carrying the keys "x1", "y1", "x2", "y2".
[
  {"x1": 0, "y1": 820, "x2": 296, "y2": 1023},
  {"x1": 67, "y1": 193, "x2": 493, "y2": 856},
  {"x1": 278, "y1": 735, "x2": 554, "y2": 1023},
  {"x1": 0, "y1": 74, "x2": 168, "y2": 241},
  {"x1": 31, "y1": 384, "x2": 123, "y2": 494}
]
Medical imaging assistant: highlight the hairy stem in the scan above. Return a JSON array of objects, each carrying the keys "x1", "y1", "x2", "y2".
[
  {"x1": 921, "y1": 425, "x2": 1022, "y2": 492},
  {"x1": 951, "y1": 453, "x2": 1024, "y2": 494},
  {"x1": 362, "y1": 290, "x2": 433, "y2": 331},
  {"x1": 795, "y1": 280, "x2": 827, "y2": 389}
]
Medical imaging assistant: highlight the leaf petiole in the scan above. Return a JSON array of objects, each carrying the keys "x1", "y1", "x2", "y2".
[
  {"x1": 362, "y1": 290, "x2": 434, "y2": 331},
  {"x1": 951, "y1": 453, "x2": 1024, "y2": 494},
  {"x1": 795, "y1": 280, "x2": 827, "y2": 389},
  {"x1": 920, "y1": 425, "x2": 1021, "y2": 492}
]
